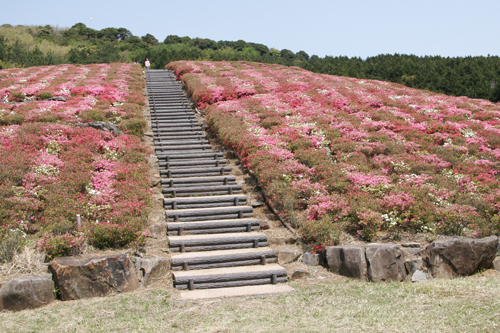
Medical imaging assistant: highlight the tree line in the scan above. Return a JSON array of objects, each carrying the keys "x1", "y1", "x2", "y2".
[{"x1": 1, "y1": 23, "x2": 500, "y2": 102}]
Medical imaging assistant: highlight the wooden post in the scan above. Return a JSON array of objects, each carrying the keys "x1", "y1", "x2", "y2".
[
  {"x1": 272, "y1": 274, "x2": 277, "y2": 285},
  {"x1": 76, "y1": 214, "x2": 81, "y2": 228},
  {"x1": 180, "y1": 243, "x2": 185, "y2": 253},
  {"x1": 253, "y1": 239, "x2": 259, "y2": 248},
  {"x1": 260, "y1": 255, "x2": 267, "y2": 265},
  {"x1": 178, "y1": 227, "x2": 184, "y2": 236},
  {"x1": 183, "y1": 262, "x2": 189, "y2": 271},
  {"x1": 188, "y1": 279, "x2": 195, "y2": 290}
]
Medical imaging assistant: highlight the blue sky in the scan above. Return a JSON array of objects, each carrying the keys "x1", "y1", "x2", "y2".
[{"x1": 1, "y1": 0, "x2": 499, "y2": 58}]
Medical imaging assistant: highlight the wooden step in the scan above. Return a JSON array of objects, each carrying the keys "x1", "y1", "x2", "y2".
[
  {"x1": 159, "y1": 159, "x2": 226, "y2": 169},
  {"x1": 155, "y1": 135, "x2": 207, "y2": 141},
  {"x1": 151, "y1": 115, "x2": 196, "y2": 120},
  {"x1": 167, "y1": 218, "x2": 259, "y2": 235},
  {"x1": 155, "y1": 139, "x2": 210, "y2": 145},
  {"x1": 171, "y1": 247, "x2": 276, "y2": 271},
  {"x1": 160, "y1": 166, "x2": 232, "y2": 178},
  {"x1": 163, "y1": 185, "x2": 242, "y2": 198},
  {"x1": 173, "y1": 264, "x2": 287, "y2": 290},
  {"x1": 164, "y1": 194, "x2": 247, "y2": 210},
  {"x1": 166, "y1": 205, "x2": 253, "y2": 222},
  {"x1": 157, "y1": 152, "x2": 223, "y2": 161},
  {"x1": 162, "y1": 176, "x2": 236, "y2": 186},
  {"x1": 179, "y1": 284, "x2": 295, "y2": 300},
  {"x1": 155, "y1": 144, "x2": 212, "y2": 151},
  {"x1": 153, "y1": 127, "x2": 203, "y2": 133},
  {"x1": 168, "y1": 231, "x2": 266, "y2": 252}
]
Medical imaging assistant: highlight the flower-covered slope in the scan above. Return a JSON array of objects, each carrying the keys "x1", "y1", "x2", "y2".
[
  {"x1": 0, "y1": 63, "x2": 150, "y2": 253},
  {"x1": 168, "y1": 60, "x2": 500, "y2": 245}
]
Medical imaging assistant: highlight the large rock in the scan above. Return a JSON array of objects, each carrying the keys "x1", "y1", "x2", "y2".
[
  {"x1": 0, "y1": 274, "x2": 55, "y2": 311},
  {"x1": 290, "y1": 269, "x2": 311, "y2": 281},
  {"x1": 278, "y1": 248, "x2": 302, "y2": 264},
  {"x1": 423, "y1": 236, "x2": 499, "y2": 278},
  {"x1": 49, "y1": 254, "x2": 139, "y2": 301},
  {"x1": 134, "y1": 257, "x2": 171, "y2": 286},
  {"x1": 365, "y1": 244, "x2": 407, "y2": 282},
  {"x1": 302, "y1": 252, "x2": 325, "y2": 266},
  {"x1": 323, "y1": 246, "x2": 368, "y2": 281},
  {"x1": 323, "y1": 244, "x2": 406, "y2": 282},
  {"x1": 75, "y1": 122, "x2": 123, "y2": 136}
]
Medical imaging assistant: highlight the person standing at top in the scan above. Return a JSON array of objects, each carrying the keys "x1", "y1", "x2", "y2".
[{"x1": 145, "y1": 58, "x2": 151, "y2": 70}]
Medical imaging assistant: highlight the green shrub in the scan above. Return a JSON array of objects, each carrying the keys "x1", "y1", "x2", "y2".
[
  {"x1": 120, "y1": 151, "x2": 146, "y2": 164},
  {"x1": 122, "y1": 118, "x2": 146, "y2": 137},
  {"x1": 0, "y1": 113, "x2": 24, "y2": 125},
  {"x1": 10, "y1": 92, "x2": 25, "y2": 102},
  {"x1": 85, "y1": 222, "x2": 149, "y2": 249},
  {"x1": 35, "y1": 91, "x2": 53, "y2": 100},
  {"x1": 300, "y1": 215, "x2": 344, "y2": 250},
  {"x1": 80, "y1": 109, "x2": 106, "y2": 122}
]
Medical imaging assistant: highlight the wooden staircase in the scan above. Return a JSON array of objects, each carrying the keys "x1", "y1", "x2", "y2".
[{"x1": 146, "y1": 69, "x2": 293, "y2": 299}]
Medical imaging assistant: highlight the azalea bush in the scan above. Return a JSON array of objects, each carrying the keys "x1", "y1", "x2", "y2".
[
  {"x1": 168, "y1": 60, "x2": 500, "y2": 246},
  {"x1": 85, "y1": 221, "x2": 150, "y2": 249},
  {"x1": 36, "y1": 232, "x2": 86, "y2": 261},
  {"x1": 0, "y1": 63, "x2": 151, "y2": 259}
]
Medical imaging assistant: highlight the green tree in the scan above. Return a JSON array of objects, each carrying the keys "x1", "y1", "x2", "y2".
[{"x1": 141, "y1": 33, "x2": 159, "y2": 46}]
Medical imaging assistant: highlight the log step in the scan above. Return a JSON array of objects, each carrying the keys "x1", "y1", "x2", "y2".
[
  {"x1": 153, "y1": 126, "x2": 202, "y2": 131},
  {"x1": 167, "y1": 218, "x2": 260, "y2": 235},
  {"x1": 164, "y1": 194, "x2": 247, "y2": 210},
  {"x1": 155, "y1": 135, "x2": 207, "y2": 141},
  {"x1": 159, "y1": 159, "x2": 227, "y2": 169},
  {"x1": 169, "y1": 232, "x2": 267, "y2": 252},
  {"x1": 173, "y1": 264, "x2": 287, "y2": 290},
  {"x1": 163, "y1": 185, "x2": 242, "y2": 197},
  {"x1": 151, "y1": 119, "x2": 199, "y2": 124},
  {"x1": 154, "y1": 139, "x2": 210, "y2": 145},
  {"x1": 166, "y1": 205, "x2": 253, "y2": 222},
  {"x1": 157, "y1": 152, "x2": 223, "y2": 161},
  {"x1": 171, "y1": 247, "x2": 276, "y2": 271},
  {"x1": 161, "y1": 176, "x2": 236, "y2": 187},
  {"x1": 160, "y1": 166, "x2": 232, "y2": 178}
]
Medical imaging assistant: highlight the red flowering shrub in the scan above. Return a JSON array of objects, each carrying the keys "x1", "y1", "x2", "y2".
[{"x1": 168, "y1": 60, "x2": 500, "y2": 245}]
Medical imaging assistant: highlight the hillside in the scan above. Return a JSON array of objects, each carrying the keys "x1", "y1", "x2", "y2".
[
  {"x1": 0, "y1": 63, "x2": 150, "y2": 262},
  {"x1": 168, "y1": 60, "x2": 500, "y2": 247}
]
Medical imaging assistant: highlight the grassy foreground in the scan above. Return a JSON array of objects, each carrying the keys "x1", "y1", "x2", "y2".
[{"x1": 1, "y1": 273, "x2": 498, "y2": 332}]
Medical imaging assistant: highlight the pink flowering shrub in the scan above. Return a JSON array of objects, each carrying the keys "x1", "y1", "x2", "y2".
[
  {"x1": 0, "y1": 63, "x2": 151, "y2": 257},
  {"x1": 168, "y1": 60, "x2": 500, "y2": 244},
  {"x1": 36, "y1": 232, "x2": 86, "y2": 261}
]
